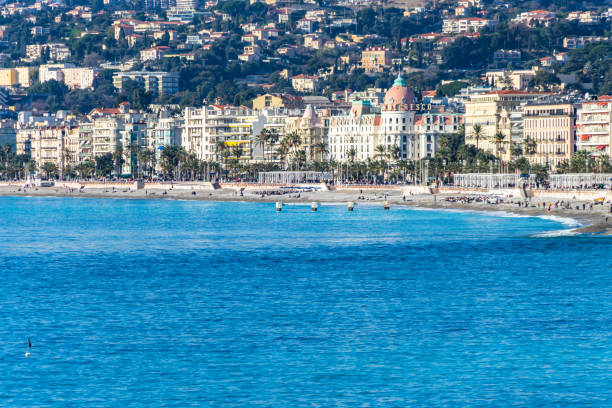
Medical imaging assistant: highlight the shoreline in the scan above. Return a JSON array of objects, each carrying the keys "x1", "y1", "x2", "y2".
[{"x1": 0, "y1": 185, "x2": 610, "y2": 235}]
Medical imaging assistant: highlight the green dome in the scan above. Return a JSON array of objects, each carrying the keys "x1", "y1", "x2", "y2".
[{"x1": 393, "y1": 73, "x2": 406, "y2": 87}]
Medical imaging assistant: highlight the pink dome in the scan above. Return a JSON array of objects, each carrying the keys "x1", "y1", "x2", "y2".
[
  {"x1": 383, "y1": 74, "x2": 415, "y2": 110},
  {"x1": 301, "y1": 104, "x2": 320, "y2": 127}
]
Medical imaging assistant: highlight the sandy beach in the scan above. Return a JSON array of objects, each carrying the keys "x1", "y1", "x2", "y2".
[{"x1": 1, "y1": 183, "x2": 611, "y2": 235}]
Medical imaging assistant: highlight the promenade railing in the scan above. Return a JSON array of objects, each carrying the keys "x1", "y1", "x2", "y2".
[
  {"x1": 257, "y1": 171, "x2": 333, "y2": 184},
  {"x1": 453, "y1": 173, "x2": 525, "y2": 189},
  {"x1": 548, "y1": 173, "x2": 612, "y2": 189}
]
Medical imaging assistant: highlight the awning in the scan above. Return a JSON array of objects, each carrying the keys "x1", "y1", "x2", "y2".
[
  {"x1": 597, "y1": 145, "x2": 607, "y2": 150},
  {"x1": 225, "y1": 141, "x2": 250, "y2": 146}
]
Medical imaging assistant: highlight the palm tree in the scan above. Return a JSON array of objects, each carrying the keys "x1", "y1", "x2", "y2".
[
  {"x1": 346, "y1": 147, "x2": 357, "y2": 163},
  {"x1": 75, "y1": 161, "x2": 95, "y2": 179},
  {"x1": 267, "y1": 129, "x2": 280, "y2": 162},
  {"x1": 525, "y1": 137, "x2": 537, "y2": 155},
  {"x1": 276, "y1": 144, "x2": 289, "y2": 170},
  {"x1": 231, "y1": 145, "x2": 244, "y2": 161},
  {"x1": 471, "y1": 124, "x2": 484, "y2": 150},
  {"x1": 215, "y1": 140, "x2": 229, "y2": 178},
  {"x1": 510, "y1": 143, "x2": 523, "y2": 160},
  {"x1": 41, "y1": 162, "x2": 58, "y2": 180},
  {"x1": 493, "y1": 131, "x2": 506, "y2": 159},
  {"x1": 374, "y1": 145, "x2": 388, "y2": 181},
  {"x1": 396, "y1": 159, "x2": 410, "y2": 183},
  {"x1": 292, "y1": 149, "x2": 307, "y2": 170},
  {"x1": 215, "y1": 140, "x2": 227, "y2": 163},
  {"x1": 314, "y1": 141, "x2": 328, "y2": 162},
  {"x1": 256, "y1": 128, "x2": 271, "y2": 162},
  {"x1": 374, "y1": 144, "x2": 387, "y2": 160},
  {"x1": 112, "y1": 146, "x2": 125, "y2": 178},
  {"x1": 285, "y1": 130, "x2": 302, "y2": 155},
  {"x1": 388, "y1": 145, "x2": 401, "y2": 162},
  {"x1": 138, "y1": 148, "x2": 155, "y2": 179},
  {"x1": 60, "y1": 147, "x2": 72, "y2": 180}
]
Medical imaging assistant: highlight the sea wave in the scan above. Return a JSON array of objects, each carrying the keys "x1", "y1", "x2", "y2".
[
  {"x1": 531, "y1": 228, "x2": 581, "y2": 238},
  {"x1": 535, "y1": 214, "x2": 583, "y2": 227},
  {"x1": 409, "y1": 205, "x2": 586, "y2": 234}
]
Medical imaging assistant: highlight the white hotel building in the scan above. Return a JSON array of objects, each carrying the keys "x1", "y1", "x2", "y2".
[{"x1": 328, "y1": 75, "x2": 452, "y2": 162}]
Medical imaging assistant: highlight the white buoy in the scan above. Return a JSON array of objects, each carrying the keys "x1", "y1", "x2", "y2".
[
  {"x1": 383, "y1": 201, "x2": 390, "y2": 210},
  {"x1": 311, "y1": 202, "x2": 318, "y2": 212},
  {"x1": 348, "y1": 201, "x2": 354, "y2": 211},
  {"x1": 276, "y1": 202, "x2": 282, "y2": 212}
]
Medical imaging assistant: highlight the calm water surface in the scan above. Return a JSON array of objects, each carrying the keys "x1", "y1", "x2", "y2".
[{"x1": 0, "y1": 196, "x2": 611, "y2": 407}]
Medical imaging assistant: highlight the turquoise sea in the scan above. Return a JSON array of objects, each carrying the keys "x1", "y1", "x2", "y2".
[{"x1": 0, "y1": 196, "x2": 611, "y2": 407}]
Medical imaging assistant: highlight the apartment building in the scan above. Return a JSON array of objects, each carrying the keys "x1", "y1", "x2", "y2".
[
  {"x1": 442, "y1": 17, "x2": 492, "y2": 34},
  {"x1": 493, "y1": 49, "x2": 521, "y2": 64},
  {"x1": 120, "y1": 122, "x2": 147, "y2": 175},
  {"x1": 567, "y1": 11, "x2": 601, "y2": 24},
  {"x1": 0, "y1": 120, "x2": 16, "y2": 149},
  {"x1": 16, "y1": 126, "x2": 67, "y2": 169},
  {"x1": 0, "y1": 67, "x2": 31, "y2": 87},
  {"x1": 512, "y1": 10, "x2": 557, "y2": 27},
  {"x1": 182, "y1": 105, "x2": 266, "y2": 162},
  {"x1": 361, "y1": 47, "x2": 391, "y2": 72},
  {"x1": 92, "y1": 116, "x2": 124, "y2": 157},
  {"x1": 291, "y1": 74, "x2": 319, "y2": 93},
  {"x1": 563, "y1": 36, "x2": 610, "y2": 49},
  {"x1": 140, "y1": 46, "x2": 171, "y2": 61},
  {"x1": 523, "y1": 103, "x2": 575, "y2": 169},
  {"x1": 63, "y1": 67, "x2": 98, "y2": 89},
  {"x1": 464, "y1": 90, "x2": 545, "y2": 160},
  {"x1": 26, "y1": 43, "x2": 71, "y2": 61},
  {"x1": 78, "y1": 122, "x2": 94, "y2": 163},
  {"x1": 485, "y1": 69, "x2": 537, "y2": 91},
  {"x1": 576, "y1": 97, "x2": 612, "y2": 158},
  {"x1": 40, "y1": 64, "x2": 98, "y2": 89},
  {"x1": 412, "y1": 113, "x2": 464, "y2": 160},
  {"x1": 112, "y1": 71, "x2": 180, "y2": 95}
]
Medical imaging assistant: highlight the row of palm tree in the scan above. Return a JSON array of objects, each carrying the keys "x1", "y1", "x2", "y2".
[{"x1": 470, "y1": 124, "x2": 538, "y2": 160}]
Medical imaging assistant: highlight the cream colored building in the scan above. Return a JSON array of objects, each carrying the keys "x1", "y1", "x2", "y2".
[
  {"x1": 40, "y1": 64, "x2": 98, "y2": 89},
  {"x1": 523, "y1": 103, "x2": 575, "y2": 169},
  {"x1": 464, "y1": 90, "x2": 544, "y2": 160},
  {"x1": 182, "y1": 105, "x2": 266, "y2": 162},
  {"x1": 284, "y1": 105, "x2": 326, "y2": 162},
  {"x1": 92, "y1": 117, "x2": 124, "y2": 157},
  {"x1": 0, "y1": 67, "x2": 31, "y2": 87},
  {"x1": 63, "y1": 68, "x2": 98, "y2": 89},
  {"x1": 361, "y1": 47, "x2": 391, "y2": 73},
  {"x1": 252, "y1": 94, "x2": 303, "y2": 110},
  {"x1": 442, "y1": 17, "x2": 492, "y2": 33},
  {"x1": 17, "y1": 127, "x2": 67, "y2": 170},
  {"x1": 26, "y1": 43, "x2": 71, "y2": 61},
  {"x1": 485, "y1": 69, "x2": 537, "y2": 91},
  {"x1": 291, "y1": 74, "x2": 319, "y2": 93}
]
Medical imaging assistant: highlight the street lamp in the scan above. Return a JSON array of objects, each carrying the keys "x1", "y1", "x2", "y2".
[
  {"x1": 585, "y1": 158, "x2": 589, "y2": 173},
  {"x1": 442, "y1": 159, "x2": 447, "y2": 185}
]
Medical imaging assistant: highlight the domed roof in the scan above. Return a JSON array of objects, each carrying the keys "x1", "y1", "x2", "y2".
[
  {"x1": 301, "y1": 104, "x2": 320, "y2": 127},
  {"x1": 383, "y1": 74, "x2": 415, "y2": 110}
]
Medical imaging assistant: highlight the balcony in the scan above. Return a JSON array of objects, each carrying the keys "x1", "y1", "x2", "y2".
[{"x1": 578, "y1": 125, "x2": 609, "y2": 134}]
